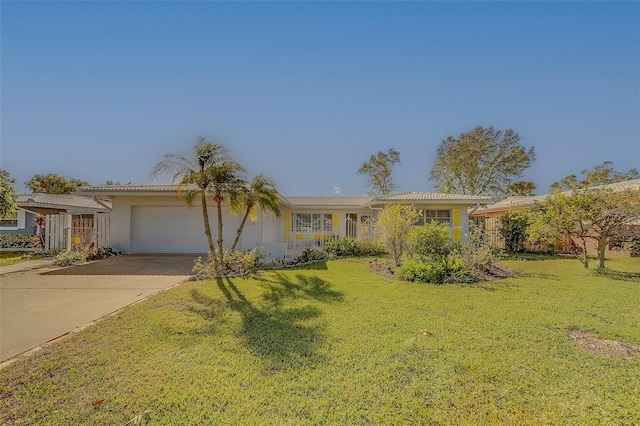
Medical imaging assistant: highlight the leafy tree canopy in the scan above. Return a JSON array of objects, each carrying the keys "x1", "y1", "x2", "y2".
[
  {"x1": 507, "y1": 181, "x2": 537, "y2": 196},
  {"x1": 26, "y1": 173, "x2": 89, "y2": 194},
  {"x1": 550, "y1": 161, "x2": 639, "y2": 191},
  {"x1": 357, "y1": 148, "x2": 401, "y2": 196},
  {"x1": 528, "y1": 187, "x2": 640, "y2": 269},
  {"x1": 430, "y1": 125, "x2": 536, "y2": 199},
  {"x1": 1, "y1": 169, "x2": 18, "y2": 218}
]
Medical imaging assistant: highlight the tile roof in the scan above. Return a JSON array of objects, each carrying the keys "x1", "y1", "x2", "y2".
[
  {"x1": 76, "y1": 185, "x2": 186, "y2": 193},
  {"x1": 285, "y1": 196, "x2": 374, "y2": 207},
  {"x1": 375, "y1": 192, "x2": 493, "y2": 202},
  {"x1": 595, "y1": 179, "x2": 640, "y2": 192},
  {"x1": 473, "y1": 179, "x2": 640, "y2": 215},
  {"x1": 17, "y1": 194, "x2": 112, "y2": 210}
]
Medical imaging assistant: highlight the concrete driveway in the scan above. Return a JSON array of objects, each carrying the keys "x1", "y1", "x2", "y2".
[{"x1": 0, "y1": 255, "x2": 197, "y2": 363}]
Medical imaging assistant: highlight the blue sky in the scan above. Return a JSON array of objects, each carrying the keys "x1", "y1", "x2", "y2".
[{"x1": 2, "y1": 2, "x2": 638, "y2": 196}]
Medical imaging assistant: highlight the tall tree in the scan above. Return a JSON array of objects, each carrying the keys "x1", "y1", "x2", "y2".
[
  {"x1": 430, "y1": 126, "x2": 536, "y2": 199},
  {"x1": 357, "y1": 148, "x2": 401, "y2": 196},
  {"x1": 550, "y1": 161, "x2": 639, "y2": 191},
  {"x1": 25, "y1": 173, "x2": 89, "y2": 194},
  {"x1": 207, "y1": 157, "x2": 246, "y2": 268},
  {"x1": 507, "y1": 181, "x2": 537, "y2": 196},
  {"x1": 230, "y1": 174, "x2": 281, "y2": 251},
  {"x1": 1, "y1": 169, "x2": 18, "y2": 218},
  {"x1": 528, "y1": 187, "x2": 640, "y2": 269},
  {"x1": 152, "y1": 138, "x2": 245, "y2": 269}
]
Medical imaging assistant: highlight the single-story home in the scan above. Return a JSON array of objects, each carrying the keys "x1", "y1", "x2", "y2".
[
  {"x1": 75, "y1": 185, "x2": 492, "y2": 255},
  {"x1": 0, "y1": 194, "x2": 112, "y2": 235},
  {"x1": 471, "y1": 179, "x2": 640, "y2": 250}
]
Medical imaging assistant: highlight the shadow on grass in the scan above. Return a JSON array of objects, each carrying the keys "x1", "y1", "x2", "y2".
[
  {"x1": 189, "y1": 273, "x2": 343, "y2": 370},
  {"x1": 595, "y1": 269, "x2": 640, "y2": 282},
  {"x1": 260, "y1": 273, "x2": 344, "y2": 304}
]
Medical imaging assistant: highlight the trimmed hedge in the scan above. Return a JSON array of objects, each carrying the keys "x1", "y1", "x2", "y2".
[{"x1": 0, "y1": 234, "x2": 36, "y2": 249}]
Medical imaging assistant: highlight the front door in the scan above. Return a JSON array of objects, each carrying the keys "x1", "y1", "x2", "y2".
[{"x1": 346, "y1": 213, "x2": 357, "y2": 239}]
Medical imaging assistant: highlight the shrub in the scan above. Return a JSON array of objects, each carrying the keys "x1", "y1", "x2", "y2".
[
  {"x1": 193, "y1": 248, "x2": 262, "y2": 278},
  {"x1": 396, "y1": 257, "x2": 468, "y2": 284},
  {"x1": 0, "y1": 234, "x2": 35, "y2": 249},
  {"x1": 455, "y1": 224, "x2": 502, "y2": 278},
  {"x1": 500, "y1": 211, "x2": 530, "y2": 252},
  {"x1": 87, "y1": 246, "x2": 121, "y2": 261},
  {"x1": 375, "y1": 204, "x2": 421, "y2": 266},
  {"x1": 355, "y1": 239, "x2": 387, "y2": 257},
  {"x1": 405, "y1": 222, "x2": 453, "y2": 261},
  {"x1": 53, "y1": 251, "x2": 84, "y2": 266},
  {"x1": 297, "y1": 247, "x2": 326, "y2": 263},
  {"x1": 323, "y1": 238, "x2": 387, "y2": 258},
  {"x1": 323, "y1": 238, "x2": 360, "y2": 257},
  {"x1": 397, "y1": 260, "x2": 438, "y2": 283}
]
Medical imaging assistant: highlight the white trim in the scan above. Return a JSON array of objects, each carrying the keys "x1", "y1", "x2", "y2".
[{"x1": 0, "y1": 210, "x2": 26, "y2": 231}]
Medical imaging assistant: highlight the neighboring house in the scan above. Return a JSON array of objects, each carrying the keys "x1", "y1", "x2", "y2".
[
  {"x1": 0, "y1": 194, "x2": 112, "y2": 235},
  {"x1": 471, "y1": 179, "x2": 640, "y2": 250},
  {"x1": 75, "y1": 185, "x2": 491, "y2": 255}
]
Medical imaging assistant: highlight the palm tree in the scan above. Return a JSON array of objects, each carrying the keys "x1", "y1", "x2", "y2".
[
  {"x1": 206, "y1": 160, "x2": 246, "y2": 267},
  {"x1": 151, "y1": 138, "x2": 244, "y2": 269},
  {"x1": 229, "y1": 174, "x2": 281, "y2": 251}
]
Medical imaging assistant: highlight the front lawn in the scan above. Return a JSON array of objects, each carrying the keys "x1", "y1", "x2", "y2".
[{"x1": 1, "y1": 258, "x2": 639, "y2": 424}]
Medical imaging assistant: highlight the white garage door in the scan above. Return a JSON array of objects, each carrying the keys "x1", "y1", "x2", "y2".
[{"x1": 130, "y1": 206, "x2": 240, "y2": 254}]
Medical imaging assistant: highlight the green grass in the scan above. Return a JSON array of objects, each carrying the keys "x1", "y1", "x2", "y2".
[
  {"x1": 0, "y1": 252, "x2": 29, "y2": 268},
  {"x1": 1, "y1": 258, "x2": 639, "y2": 425}
]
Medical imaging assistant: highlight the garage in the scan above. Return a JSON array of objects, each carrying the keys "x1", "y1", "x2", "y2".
[{"x1": 130, "y1": 205, "x2": 239, "y2": 254}]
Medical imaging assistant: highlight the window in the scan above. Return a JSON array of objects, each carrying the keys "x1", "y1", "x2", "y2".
[
  {"x1": 0, "y1": 210, "x2": 24, "y2": 229},
  {"x1": 293, "y1": 213, "x2": 332, "y2": 233},
  {"x1": 0, "y1": 218, "x2": 18, "y2": 227},
  {"x1": 416, "y1": 209, "x2": 451, "y2": 226}
]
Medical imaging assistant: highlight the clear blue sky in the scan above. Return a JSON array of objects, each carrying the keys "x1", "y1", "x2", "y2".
[{"x1": 2, "y1": 2, "x2": 638, "y2": 196}]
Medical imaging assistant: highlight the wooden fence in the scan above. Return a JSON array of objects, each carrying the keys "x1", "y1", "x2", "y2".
[{"x1": 45, "y1": 213, "x2": 110, "y2": 253}]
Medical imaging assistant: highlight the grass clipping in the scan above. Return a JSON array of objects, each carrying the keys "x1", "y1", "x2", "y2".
[{"x1": 569, "y1": 330, "x2": 638, "y2": 360}]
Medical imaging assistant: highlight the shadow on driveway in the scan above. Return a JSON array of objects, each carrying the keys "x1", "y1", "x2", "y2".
[{"x1": 42, "y1": 254, "x2": 200, "y2": 276}]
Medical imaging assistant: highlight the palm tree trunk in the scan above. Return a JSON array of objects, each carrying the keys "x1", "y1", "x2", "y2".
[
  {"x1": 216, "y1": 193, "x2": 225, "y2": 268},
  {"x1": 231, "y1": 208, "x2": 251, "y2": 251},
  {"x1": 201, "y1": 192, "x2": 216, "y2": 256}
]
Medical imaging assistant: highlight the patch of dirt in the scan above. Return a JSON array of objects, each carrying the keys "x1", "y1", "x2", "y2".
[
  {"x1": 569, "y1": 330, "x2": 638, "y2": 360},
  {"x1": 369, "y1": 261, "x2": 396, "y2": 280}
]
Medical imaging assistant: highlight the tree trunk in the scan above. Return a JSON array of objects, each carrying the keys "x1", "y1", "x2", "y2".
[
  {"x1": 201, "y1": 191, "x2": 216, "y2": 255},
  {"x1": 216, "y1": 193, "x2": 224, "y2": 268},
  {"x1": 596, "y1": 235, "x2": 607, "y2": 269},
  {"x1": 577, "y1": 237, "x2": 589, "y2": 268},
  {"x1": 231, "y1": 207, "x2": 251, "y2": 252}
]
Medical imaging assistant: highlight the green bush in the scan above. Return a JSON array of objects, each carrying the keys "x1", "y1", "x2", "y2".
[
  {"x1": 0, "y1": 234, "x2": 36, "y2": 249},
  {"x1": 355, "y1": 239, "x2": 387, "y2": 256},
  {"x1": 323, "y1": 238, "x2": 360, "y2": 257},
  {"x1": 500, "y1": 211, "x2": 530, "y2": 252},
  {"x1": 193, "y1": 248, "x2": 263, "y2": 278},
  {"x1": 53, "y1": 251, "x2": 84, "y2": 266},
  {"x1": 323, "y1": 238, "x2": 387, "y2": 258},
  {"x1": 396, "y1": 257, "x2": 468, "y2": 284},
  {"x1": 296, "y1": 247, "x2": 326, "y2": 263},
  {"x1": 397, "y1": 260, "x2": 439, "y2": 283},
  {"x1": 405, "y1": 222, "x2": 453, "y2": 262}
]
